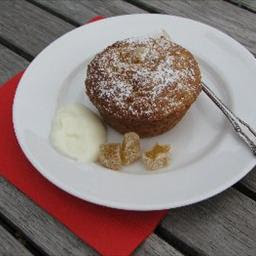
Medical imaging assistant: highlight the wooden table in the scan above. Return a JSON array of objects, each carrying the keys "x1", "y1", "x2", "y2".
[{"x1": 1, "y1": 1, "x2": 256, "y2": 255}]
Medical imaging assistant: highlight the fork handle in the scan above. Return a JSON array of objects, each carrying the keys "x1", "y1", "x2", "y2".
[{"x1": 202, "y1": 82, "x2": 256, "y2": 156}]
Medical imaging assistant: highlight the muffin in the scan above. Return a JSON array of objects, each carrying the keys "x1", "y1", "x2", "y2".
[{"x1": 85, "y1": 32, "x2": 201, "y2": 137}]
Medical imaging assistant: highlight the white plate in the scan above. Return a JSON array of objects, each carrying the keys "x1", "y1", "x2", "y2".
[{"x1": 13, "y1": 14, "x2": 256, "y2": 210}]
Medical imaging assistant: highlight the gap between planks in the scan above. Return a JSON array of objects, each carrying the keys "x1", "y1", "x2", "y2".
[
  {"x1": 0, "y1": 224, "x2": 34, "y2": 256},
  {"x1": 225, "y1": 0, "x2": 256, "y2": 13},
  {"x1": 0, "y1": 211, "x2": 46, "y2": 256},
  {"x1": 25, "y1": 0, "x2": 81, "y2": 26}
]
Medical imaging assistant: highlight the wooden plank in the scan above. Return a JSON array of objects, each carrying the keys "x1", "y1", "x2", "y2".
[
  {"x1": 0, "y1": 177, "x2": 182, "y2": 256},
  {"x1": 161, "y1": 188, "x2": 256, "y2": 256},
  {"x1": 0, "y1": 44, "x2": 28, "y2": 84},
  {"x1": 32, "y1": 0, "x2": 146, "y2": 24},
  {"x1": 241, "y1": 167, "x2": 256, "y2": 193},
  {"x1": 134, "y1": 233, "x2": 183, "y2": 256},
  {"x1": 0, "y1": 0, "x2": 144, "y2": 58},
  {"x1": 229, "y1": 0, "x2": 256, "y2": 12},
  {"x1": 127, "y1": 0, "x2": 256, "y2": 55},
  {"x1": 0, "y1": 225, "x2": 33, "y2": 256},
  {"x1": 0, "y1": 0, "x2": 74, "y2": 56}
]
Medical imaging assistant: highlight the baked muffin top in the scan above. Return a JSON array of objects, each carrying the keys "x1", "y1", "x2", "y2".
[{"x1": 86, "y1": 32, "x2": 201, "y2": 121}]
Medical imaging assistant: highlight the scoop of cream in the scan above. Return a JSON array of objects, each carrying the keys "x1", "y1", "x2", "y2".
[{"x1": 50, "y1": 103, "x2": 106, "y2": 162}]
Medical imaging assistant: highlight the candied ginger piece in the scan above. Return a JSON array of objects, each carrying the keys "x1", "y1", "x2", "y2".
[
  {"x1": 121, "y1": 132, "x2": 141, "y2": 165},
  {"x1": 142, "y1": 144, "x2": 171, "y2": 170},
  {"x1": 98, "y1": 143, "x2": 122, "y2": 170}
]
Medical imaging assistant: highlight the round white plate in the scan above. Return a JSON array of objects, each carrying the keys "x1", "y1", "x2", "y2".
[{"x1": 13, "y1": 14, "x2": 256, "y2": 210}]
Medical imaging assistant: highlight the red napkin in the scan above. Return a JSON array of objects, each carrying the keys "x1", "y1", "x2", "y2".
[{"x1": 0, "y1": 17, "x2": 168, "y2": 256}]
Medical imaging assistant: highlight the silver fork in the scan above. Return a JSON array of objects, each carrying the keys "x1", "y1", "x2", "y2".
[{"x1": 202, "y1": 82, "x2": 256, "y2": 156}]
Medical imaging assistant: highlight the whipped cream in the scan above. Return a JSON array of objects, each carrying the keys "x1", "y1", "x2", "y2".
[{"x1": 50, "y1": 103, "x2": 106, "y2": 162}]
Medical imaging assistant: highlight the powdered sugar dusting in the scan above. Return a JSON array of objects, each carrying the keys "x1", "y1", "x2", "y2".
[{"x1": 86, "y1": 31, "x2": 200, "y2": 119}]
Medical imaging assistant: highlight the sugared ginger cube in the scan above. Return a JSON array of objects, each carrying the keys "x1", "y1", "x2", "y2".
[
  {"x1": 121, "y1": 132, "x2": 141, "y2": 165},
  {"x1": 142, "y1": 143, "x2": 171, "y2": 170},
  {"x1": 98, "y1": 143, "x2": 122, "y2": 170}
]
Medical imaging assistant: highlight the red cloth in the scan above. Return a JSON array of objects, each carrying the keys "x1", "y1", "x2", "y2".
[{"x1": 0, "y1": 16, "x2": 168, "y2": 256}]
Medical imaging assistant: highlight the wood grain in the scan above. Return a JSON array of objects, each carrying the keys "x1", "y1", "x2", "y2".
[
  {"x1": 229, "y1": 0, "x2": 256, "y2": 11},
  {"x1": 32, "y1": 0, "x2": 146, "y2": 23},
  {"x1": 241, "y1": 167, "x2": 256, "y2": 194},
  {"x1": 0, "y1": 0, "x2": 73, "y2": 56},
  {"x1": 0, "y1": 45, "x2": 28, "y2": 84},
  {"x1": 134, "y1": 233, "x2": 183, "y2": 256},
  {"x1": 127, "y1": 0, "x2": 256, "y2": 55},
  {"x1": 0, "y1": 0, "x2": 144, "y2": 58},
  {"x1": 162, "y1": 188, "x2": 256, "y2": 256},
  {"x1": 0, "y1": 225, "x2": 33, "y2": 256}
]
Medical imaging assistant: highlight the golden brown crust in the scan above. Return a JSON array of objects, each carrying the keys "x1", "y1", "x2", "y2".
[{"x1": 85, "y1": 33, "x2": 201, "y2": 137}]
